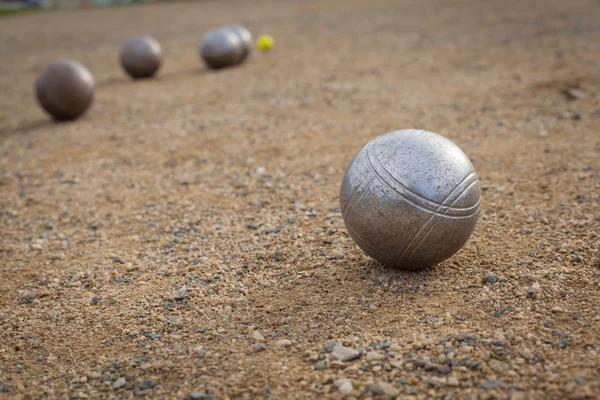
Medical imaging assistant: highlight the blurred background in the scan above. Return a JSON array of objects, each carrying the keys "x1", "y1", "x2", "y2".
[{"x1": 0, "y1": 0, "x2": 154, "y2": 12}]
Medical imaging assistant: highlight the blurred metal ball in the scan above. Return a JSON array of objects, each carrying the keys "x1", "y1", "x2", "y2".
[
  {"x1": 35, "y1": 60, "x2": 95, "y2": 121},
  {"x1": 120, "y1": 36, "x2": 162, "y2": 79},
  {"x1": 340, "y1": 129, "x2": 481, "y2": 270},
  {"x1": 199, "y1": 28, "x2": 243, "y2": 69},
  {"x1": 223, "y1": 25, "x2": 252, "y2": 60}
]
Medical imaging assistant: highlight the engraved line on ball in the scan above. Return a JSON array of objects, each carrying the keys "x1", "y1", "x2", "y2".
[
  {"x1": 345, "y1": 221, "x2": 387, "y2": 258},
  {"x1": 407, "y1": 179, "x2": 480, "y2": 260},
  {"x1": 343, "y1": 131, "x2": 422, "y2": 221},
  {"x1": 341, "y1": 140, "x2": 376, "y2": 220},
  {"x1": 366, "y1": 142, "x2": 480, "y2": 217},
  {"x1": 396, "y1": 178, "x2": 480, "y2": 267},
  {"x1": 394, "y1": 173, "x2": 479, "y2": 267},
  {"x1": 367, "y1": 140, "x2": 480, "y2": 213},
  {"x1": 343, "y1": 130, "x2": 421, "y2": 220}
]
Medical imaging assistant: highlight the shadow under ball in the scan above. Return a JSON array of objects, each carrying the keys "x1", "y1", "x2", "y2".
[
  {"x1": 199, "y1": 28, "x2": 243, "y2": 69},
  {"x1": 223, "y1": 25, "x2": 252, "y2": 60},
  {"x1": 340, "y1": 129, "x2": 481, "y2": 270},
  {"x1": 35, "y1": 60, "x2": 95, "y2": 121},
  {"x1": 120, "y1": 36, "x2": 162, "y2": 79}
]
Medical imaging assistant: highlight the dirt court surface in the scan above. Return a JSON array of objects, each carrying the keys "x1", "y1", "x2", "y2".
[{"x1": 1, "y1": 0, "x2": 599, "y2": 399}]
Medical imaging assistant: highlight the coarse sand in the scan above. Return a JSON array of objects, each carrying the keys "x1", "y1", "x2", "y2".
[{"x1": 0, "y1": 0, "x2": 599, "y2": 399}]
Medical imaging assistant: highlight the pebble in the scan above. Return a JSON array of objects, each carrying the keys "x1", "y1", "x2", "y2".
[
  {"x1": 275, "y1": 339, "x2": 292, "y2": 347},
  {"x1": 251, "y1": 343, "x2": 266, "y2": 353},
  {"x1": 251, "y1": 330, "x2": 265, "y2": 342},
  {"x1": 371, "y1": 382, "x2": 398, "y2": 397},
  {"x1": 480, "y1": 381, "x2": 503, "y2": 390},
  {"x1": 529, "y1": 282, "x2": 540, "y2": 295},
  {"x1": 172, "y1": 285, "x2": 188, "y2": 301},
  {"x1": 338, "y1": 380, "x2": 353, "y2": 395},
  {"x1": 113, "y1": 377, "x2": 126, "y2": 389},
  {"x1": 331, "y1": 346, "x2": 360, "y2": 362},
  {"x1": 1, "y1": 384, "x2": 11, "y2": 392},
  {"x1": 366, "y1": 352, "x2": 385, "y2": 361},
  {"x1": 447, "y1": 376, "x2": 459, "y2": 387},
  {"x1": 485, "y1": 274, "x2": 499, "y2": 284},
  {"x1": 188, "y1": 392, "x2": 210, "y2": 400},
  {"x1": 323, "y1": 342, "x2": 341, "y2": 353},
  {"x1": 564, "y1": 88, "x2": 586, "y2": 100},
  {"x1": 139, "y1": 379, "x2": 157, "y2": 390}
]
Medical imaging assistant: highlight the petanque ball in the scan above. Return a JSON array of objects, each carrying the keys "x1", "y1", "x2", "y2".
[
  {"x1": 35, "y1": 60, "x2": 95, "y2": 121},
  {"x1": 119, "y1": 36, "x2": 162, "y2": 79},
  {"x1": 340, "y1": 129, "x2": 481, "y2": 270}
]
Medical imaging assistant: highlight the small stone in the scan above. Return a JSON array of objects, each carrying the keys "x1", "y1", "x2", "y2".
[
  {"x1": 551, "y1": 306, "x2": 562, "y2": 313},
  {"x1": 251, "y1": 343, "x2": 266, "y2": 353},
  {"x1": 331, "y1": 346, "x2": 360, "y2": 362},
  {"x1": 574, "y1": 377, "x2": 587, "y2": 384},
  {"x1": 492, "y1": 308, "x2": 507, "y2": 318},
  {"x1": 339, "y1": 380, "x2": 353, "y2": 395},
  {"x1": 275, "y1": 339, "x2": 292, "y2": 347},
  {"x1": 188, "y1": 392, "x2": 210, "y2": 400},
  {"x1": 439, "y1": 366, "x2": 451, "y2": 375},
  {"x1": 172, "y1": 285, "x2": 188, "y2": 301},
  {"x1": 139, "y1": 379, "x2": 157, "y2": 390},
  {"x1": 529, "y1": 282, "x2": 540, "y2": 295},
  {"x1": 113, "y1": 377, "x2": 126, "y2": 389},
  {"x1": 564, "y1": 88, "x2": 586, "y2": 100},
  {"x1": 1, "y1": 385, "x2": 11, "y2": 393},
  {"x1": 91, "y1": 296, "x2": 102, "y2": 305},
  {"x1": 315, "y1": 362, "x2": 325, "y2": 370},
  {"x1": 251, "y1": 330, "x2": 265, "y2": 341},
  {"x1": 485, "y1": 274, "x2": 499, "y2": 284},
  {"x1": 134, "y1": 390, "x2": 147, "y2": 397},
  {"x1": 366, "y1": 352, "x2": 385, "y2": 361},
  {"x1": 447, "y1": 376, "x2": 459, "y2": 387},
  {"x1": 371, "y1": 382, "x2": 398, "y2": 397},
  {"x1": 323, "y1": 342, "x2": 341, "y2": 353},
  {"x1": 26, "y1": 291, "x2": 37, "y2": 300},
  {"x1": 480, "y1": 381, "x2": 503, "y2": 390}
]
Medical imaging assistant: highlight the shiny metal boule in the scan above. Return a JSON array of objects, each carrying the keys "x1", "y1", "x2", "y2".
[
  {"x1": 35, "y1": 60, "x2": 95, "y2": 121},
  {"x1": 199, "y1": 28, "x2": 244, "y2": 69},
  {"x1": 223, "y1": 25, "x2": 252, "y2": 60},
  {"x1": 120, "y1": 36, "x2": 162, "y2": 79},
  {"x1": 340, "y1": 129, "x2": 481, "y2": 270}
]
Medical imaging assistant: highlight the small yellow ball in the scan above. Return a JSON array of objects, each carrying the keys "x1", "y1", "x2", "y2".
[{"x1": 256, "y1": 35, "x2": 274, "y2": 51}]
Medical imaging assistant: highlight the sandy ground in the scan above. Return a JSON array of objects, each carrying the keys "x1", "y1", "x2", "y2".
[{"x1": 0, "y1": 0, "x2": 599, "y2": 399}]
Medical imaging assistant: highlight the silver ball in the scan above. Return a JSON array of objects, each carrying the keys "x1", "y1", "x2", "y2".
[
  {"x1": 223, "y1": 25, "x2": 252, "y2": 60},
  {"x1": 340, "y1": 129, "x2": 481, "y2": 270},
  {"x1": 35, "y1": 60, "x2": 95, "y2": 121},
  {"x1": 119, "y1": 36, "x2": 162, "y2": 79},
  {"x1": 199, "y1": 28, "x2": 243, "y2": 69}
]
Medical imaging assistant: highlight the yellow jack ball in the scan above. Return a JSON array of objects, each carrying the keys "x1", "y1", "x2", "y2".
[{"x1": 256, "y1": 35, "x2": 274, "y2": 51}]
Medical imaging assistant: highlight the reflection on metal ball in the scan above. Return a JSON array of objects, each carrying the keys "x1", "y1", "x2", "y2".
[
  {"x1": 199, "y1": 28, "x2": 243, "y2": 69},
  {"x1": 35, "y1": 60, "x2": 95, "y2": 121},
  {"x1": 223, "y1": 25, "x2": 252, "y2": 60},
  {"x1": 340, "y1": 129, "x2": 481, "y2": 270},
  {"x1": 120, "y1": 36, "x2": 162, "y2": 79}
]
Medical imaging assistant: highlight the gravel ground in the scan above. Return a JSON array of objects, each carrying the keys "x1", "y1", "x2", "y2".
[{"x1": 0, "y1": 0, "x2": 599, "y2": 399}]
